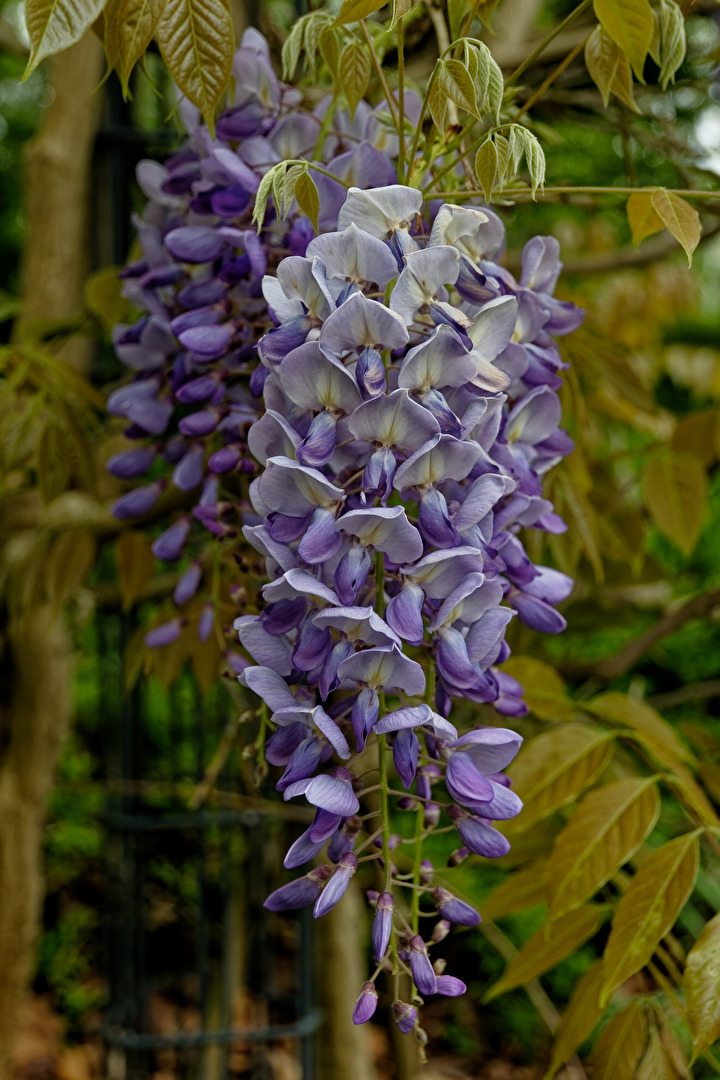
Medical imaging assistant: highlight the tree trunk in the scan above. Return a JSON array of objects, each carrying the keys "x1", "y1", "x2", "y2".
[
  {"x1": 16, "y1": 35, "x2": 105, "y2": 373},
  {"x1": 0, "y1": 608, "x2": 71, "y2": 1079},
  {"x1": 0, "y1": 33, "x2": 105, "y2": 1076}
]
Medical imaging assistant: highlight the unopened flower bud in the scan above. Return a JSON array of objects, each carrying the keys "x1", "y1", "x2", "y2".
[
  {"x1": 424, "y1": 802, "x2": 440, "y2": 828},
  {"x1": 409, "y1": 935, "x2": 437, "y2": 996},
  {"x1": 448, "y1": 846, "x2": 470, "y2": 867},
  {"x1": 353, "y1": 982, "x2": 378, "y2": 1025},
  {"x1": 372, "y1": 892, "x2": 394, "y2": 962},
  {"x1": 430, "y1": 919, "x2": 451, "y2": 944},
  {"x1": 392, "y1": 1001, "x2": 417, "y2": 1035}
]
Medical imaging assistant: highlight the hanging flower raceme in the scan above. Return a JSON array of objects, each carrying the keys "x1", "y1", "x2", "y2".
[{"x1": 244, "y1": 184, "x2": 584, "y2": 1037}]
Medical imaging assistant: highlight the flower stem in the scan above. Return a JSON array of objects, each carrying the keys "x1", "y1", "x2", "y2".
[
  {"x1": 360, "y1": 20, "x2": 400, "y2": 132},
  {"x1": 397, "y1": 19, "x2": 406, "y2": 181}
]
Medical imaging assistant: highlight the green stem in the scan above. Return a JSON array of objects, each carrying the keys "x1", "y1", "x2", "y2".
[
  {"x1": 505, "y1": 0, "x2": 593, "y2": 87},
  {"x1": 410, "y1": 801, "x2": 424, "y2": 934},
  {"x1": 422, "y1": 125, "x2": 504, "y2": 194},
  {"x1": 397, "y1": 19, "x2": 406, "y2": 181},
  {"x1": 360, "y1": 19, "x2": 400, "y2": 131},
  {"x1": 313, "y1": 95, "x2": 339, "y2": 159},
  {"x1": 421, "y1": 185, "x2": 720, "y2": 202}
]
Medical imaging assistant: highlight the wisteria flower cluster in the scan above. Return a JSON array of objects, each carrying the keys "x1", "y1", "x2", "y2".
[
  {"x1": 106, "y1": 29, "x2": 413, "y2": 646},
  {"x1": 239, "y1": 183, "x2": 583, "y2": 1037}
]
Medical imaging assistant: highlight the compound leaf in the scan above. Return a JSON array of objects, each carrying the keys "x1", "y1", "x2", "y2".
[
  {"x1": 685, "y1": 912, "x2": 720, "y2": 1058},
  {"x1": 593, "y1": 0, "x2": 654, "y2": 80},
  {"x1": 593, "y1": 1000, "x2": 649, "y2": 1080},
  {"x1": 24, "y1": 0, "x2": 107, "y2": 76},
  {"x1": 156, "y1": 0, "x2": 234, "y2": 132}
]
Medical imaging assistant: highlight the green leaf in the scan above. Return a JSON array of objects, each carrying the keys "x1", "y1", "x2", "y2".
[
  {"x1": 475, "y1": 137, "x2": 498, "y2": 203},
  {"x1": 587, "y1": 692, "x2": 695, "y2": 768},
  {"x1": 519, "y1": 128, "x2": 546, "y2": 194},
  {"x1": 46, "y1": 530, "x2": 96, "y2": 606},
  {"x1": 339, "y1": 39, "x2": 371, "y2": 118},
  {"x1": 24, "y1": 0, "x2": 107, "y2": 77},
  {"x1": 116, "y1": 531, "x2": 156, "y2": 609},
  {"x1": 319, "y1": 25, "x2": 342, "y2": 83},
  {"x1": 546, "y1": 961, "x2": 605, "y2": 1078},
  {"x1": 295, "y1": 170, "x2": 320, "y2": 231},
  {"x1": 427, "y1": 66, "x2": 449, "y2": 132},
  {"x1": 684, "y1": 912, "x2": 720, "y2": 1058},
  {"x1": 509, "y1": 722, "x2": 614, "y2": 828},
  {"x1": 546, "y1": 777, "x2": 661, "y2": 920},
  {"x1": 108, "y1": 0, "x2": 166, "y2": 93},
  {"x1": 389, "y1": 0, "x2": 413, "y2": 30},
  {"x1": 637, "y1": 1028, "x2": 681, "y2": 1080},
  {"x1": 585, "y1": 24, "x2": 621, "y2": 106},
  {"x1": 601, "y1": 831, "x2": 701, "y2": 1005},
  {"x1": 464, "y1": 39, "x2": 503, "y2": 121},
  {"x1": 439, "y1": 58, "x2": 479, "y2": 116},
  {"x1": 651, "y1": 188, "x2": 701, "y2": 266},
  {"x1": 481, "y1": 863, "x2": 548, "y2": 920},
  {"x1": 671, "y1": 410, "x2": 719, "y2": 468},
  {"x1": 627, "y1": 191, "x2": 664, "y2": 247},
  {"x1": 335, "y1": 0, "x2": 386, "y2": 24},
  {"x1": 281, "y1": 17, "x2": 306, "y2": 80},
  {"x1": 658, "y1": 0, "x2": 686, "y2": 90},
  {"x1": 493, "y1": 133, "x2": 510, "y2": 186},
  {"x1": 485, "y1": 905, "x2": 609, "y2": 1000},
  {"x1": 252, "y1": 169, "x2": 275, "y2": 232},
  {"x1": 156, "y1": 0, "x2": 234, "y2": 133},
  {"x1": 610, "y1": 47, "x2": 641, "y2": 111},
  {"x1": 592, "y1": 1000, "x2": 649, "y2": 1080},
  {"x1": 644, "y1": 450, "x2": 707, "y2": 554},
  {"x1": 507, "y1": 125, "x2": 524, "y2": 172},
  {"x1": 593, "y1": 0, "x2": 654, "y2": 80},
  {"x1": 501, "y1": 657, "x2": 575, "y2": 722}
]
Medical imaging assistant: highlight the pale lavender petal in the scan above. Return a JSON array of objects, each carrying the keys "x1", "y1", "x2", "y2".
[
  {"x1": 436, "y1": 975, "x2": 467, "y2": 997},
  {"x1": 284, "y1": 828, "x2": 326, "y2": 869},
  {"x1": 306, "y1": 223, "x2": 398, "y2": 288},
  {"x1": 481, "y1": 779, "x2": 523, "y2": 820},
  {"x1": 338, "y1": 645, "x2": 425, "y2": 696},
  {"x1": 390, "y1": 246, "x2": 460, "y2": 323},
  {"x1": 320, "y1": 292, "x2": 409, "y2": 357},
  {"x1": 348, "y1": 388, "x2": 440, "y2": 452},
  {"x1": 337, "y1": 185, "x2": 423, "y2": 238},
  {"x1": 504, "y1": 386, "x2": 561, "y2": 446},
  {"x1": 312, "y1": 606, "x2": 400, "y2": 648},
  {"x1": 394, "y1": 434, "x2": 482, "y2": 490},
  {"x1": 521, "y1": 235, "x2": 562, "y2": 293},
  {"x1": 522, "y1": 565, "x2": 573, "y2": 605},
  {"x1": 337, "y1": 507, "x2": 423, "y2": 564},
  {"x1": 445, "y1": 752, "x2": 493, "y2": 808},
  {"x1": 241, "y1": 666, "x2": 298, "y2": 711},
  {"x1": 313, "y1": 852, "x2": 358, "y2": 917},
  {"x1": 297, "y1": 507, "x2": 342, "y2": 565},
  {"x1": 311, "y1": 705, "x2": 351, "y2": 759},
  {"x1": 248, "y1": 410, "x2": 301, "y2": 465},
  {"x1": 453, "y1": 474, "x2": 511, "y2": 531},
  {"x1": 386, "y1": 583, "x2": 425, "y2": 645},
  {"x1": 235, "y1": 616, "x2": 293, "y2": 676},
  {"x1": 285, "y1": 772, "x2": 360, "y2": 816},
  {"x1": 165, "y1": 226, "x2": 225, "y2": 263},
  {"x1": 465, "y1": 608, "x2": 515, "y2": 667},
  {"x1": 258, "y1": 456, "x2": 345, "y2": 516},
  {"x1": 405, "y1": 547, "x2": 485, "y2": 599},
  {"x1": 511, "y1": 590, "x2": 567, "y2": 634},
  {"x1": 398, "y1": 325, "x2": 477, "y2": 392},
  {"x1": 375, "y1": 704, "x2": 457, "y2": 740},
  {"x1": 280, "y1": 342, "x2": 363, "y2": 414},
  {"x1": 456, "y1": 815, "x2": 511, "y2": 857},
  {"x1": 468, "y1": 296, "x2": 518, "y2": 360}
]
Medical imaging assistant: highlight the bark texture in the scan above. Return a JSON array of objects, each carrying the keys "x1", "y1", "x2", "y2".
[
  {"x1": 17, "y1": 35, "x2": 105, "y2": 373},
  {"x1": 0, "y1": 608, "x2": 71, "y2": 1079}
]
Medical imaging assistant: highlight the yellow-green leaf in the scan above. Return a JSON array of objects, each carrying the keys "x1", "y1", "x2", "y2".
[
  {"x1": 651, "y1": 188, "x2": 701, "y2": 266},
  {"x1": 85, "y1": 265, "x2": 130, "y2": 334},
  {"x1": 601, "y1": 831, "x2": 701, "y2": 1004},
  {"x1": 637, "y1": 1027, "x2": 681, "y2": 1080},
  {"x1": 475, "y1": 138, "x2": 498, "y2": 203},
  {"x1": 610, "y1": 47, "x2": 641, "y2": 111},
  {"x1": 546, "y1": 960, "x2": 605, "y2": 1078},
  {"x1": 658, "y1": 0, "x2": 686, "y2": 91},
  {"x1": 319, "y1": 25, "x2": 341, "y2": 82},
  {"x1": 295, "y1": 171, "x2": 320, "y2": 231},
  {"x1": 546, "y1": 777, "x2": 660, "y2": 920},
  {"x1": 24, "y1": 0, "x2": 107, "y2": 76},
  {"x1": 46, "y1": 530, "x2": 97, "y2": 606},
  {"x1": 627, "y1": 191, "x2": 664, "y2": 247},
  {"x1": 107, "y1": 0, "x2": 166, "y2": 93},
  {"x1": 481, "y1": 863, "x2": 548, "y2": 920},
  {"x1": 671, "y1": 410, "x2": 719, "y2": 467},
  {"x1": 339, "y1": 40, "x2": 371, "y2": 118},
  {"x1": 427, "y1": 64, "x2": 449, "y2": 132},
  {"x1": 685, "y1": 912, "x2": 720, "y2": 1058},
  {"x1": 502, "y1": 656, "x2": 575, "y2": 721},
  {"x1": 644, "y1": 450, "x2": 707, "y2": 555},
  {"x1": 593, "y1": 0, "x2": 654, "y2": 80},
  {"x1": 587, "y1": 691, "x2": 694, "y2": 768},
  {"x1": 116, "y1": 530, "x2": 156, "y2": 610},
  {"x1": 485, "y1": 905, "x2": 609, "y2": 1001},
  {"x1": 585, "y1": 25, "x2": 620, "y2": 107},
  {"x1": 439, "y1": 58, "x2": 479, "y2": 116},
  {"x1": 593, "y1": 999, "x2": 649, "y2": 1080},
  {"x1": 335, "y1": 0, "x2": 386, "y2": 24},
  {"x1": 509, "y1": 723, "x2": 614, "y2": 828},
  {"x1": 156, "y1": 0, "x2": 234, "y2": 133},
  {"x1": 389, "y1": 0, "x2": 413, "y2": 29}
]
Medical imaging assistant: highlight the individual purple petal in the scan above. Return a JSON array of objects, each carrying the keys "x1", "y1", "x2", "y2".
[
  {"x1": 409, "y1": 936, "x2": 437, "y2": 995},
  {"x1": 280, "y1": 342, "x2": 363, "y2": 414},
  {"x1": 277, "y1": 737, "x2": 324, "y2": 792},
  {"x1": 313, "y1": 852, "x2": 358, "y2": 917},
  {"x1": 107, "y1": 446, "x2": 156, "y2": 478},
  {"x1": 338, "y1": 645, "x2": 426, "y2": 696},
  {"x1": 306, "y1": 223, "x2": 399, "y2": 288},
  {"x1": 337, "y1": 185, "x2": 423, "y2": 239},
  {"x1": 112, "y1": 481, "x2": 163, "y2": 519},
  {"x1": 520, "y1": 235, "x2": 562, "y2": 293},
  {"x1": 276, "y1": 256, "x2": 335, "y2": 321},
  {"x1": 386, "y1": 583, "x2": 425, "y2": 645},
  {"x1": 265, "y1": 722, "x2": 308, "y2": 766},
  {"x1": 355, "y1": 347, "x2": 386, "y2": 399},
  {"x1": 453, "y1": 474, "x2": 510, "y2": 531},
  {"x1": 178, "y1": 408, "x2": 221, "y2": 438},
  {"x1": 263, "y1": 865, "x2": 332, "y2": 911},
  {"x1": 297, "y1": 507, "x2": 342, "y2": 565},
  {"x1": 152, "y1": 516, "x2": 191, "y2": 561},
  {"x1": 395, "y1": 433, "x2": 483, "y2": 492},
  {"x1": 480, "y1": 779, "x2": 524, "y2": 820},
  {"x1": 521, "y1": 565, "x2": 573, "y2": 605},
  {"x1": 445, "y1": 752, "x2": 493, "y2": 809},
  {"x1": 351, "y1": 686, "x2": 380, "y2": 751},
  {"x1": 398, "y1": 325, "x2": 477, "y2": 393},
  {"x1": 348, "y1": 388, "x2": 440, "y2": 453},
  {"x1": 455, "y1": 814, "x2": 511, "y2": 858},
  {"x1": 241, "y1": 665, "x2": 298, "y2": 712},
  {"x1": 404, "y1": 546, "x2": 485, "y2": 599},
  {"x1": 197, "y1": 603, "x2": 214, "y2": 643},
  {"x1": 284, "y1": 769, "x2": 360, "y2": 816},
  {"x1": 334, "y1": 544, "x2": 371, "y2": 605},
  {"x1": 436, "y1": 976, "x2": 467, "y2": 997},
  {"x1": 375, "y1": 704, "x2": 458, "y2": 741},
  {"x1": 353, "y1": 982, "x2": 379, "y2": 1025},
  {"x1": 319, "y1": 640, "x2": 355, "y2": 700},
  {"x1": 450, "y1": 728, "x2": 523, "y2": 773},
  {"x1": 372, "y1": 892, "x2": 394, "y2": 962},
  {"x1": 296, "y1": 412, "x2": 338, "y2": 469},
  {"x1": 510, "y1": 590, "x2": 567, "y2": 634},
  {"x1": 208, "y1": 446, "x2": 241, "y2": 473},
  {"x1": 262, "y1": 568, "x2": 340, "y2": 607},
  {"x1": 468, "y1": 296, "x2": 518, "y2": 360},
  {"x1": 432, "y1": 887, "x2": 480, "y2": 926},
  {"x1": 284, "y1": 826, "x2": 326, "y2": 869},
  {"x1": 320, "y1": 292, "x2": 409, "y2": 358},
  {"x1": 235, "y1": 615, "x2": 293, "y2": 676},
  {"x1": 437, "y1": 627, "x2": 483, "y2": 690},
  {"x1": 465, "y1": 608, "x2": 515, "y2": 668},
  {"x1": 308, "y1": 808, "x2": 344, "y2": 844},
  {"x1": 504, "y1": 386, "x2": 561, "y2": 446},
  {"x1": 393, "y1": 728, "x2": 419, "y2": 790},
  {"x1": 177, "y1": 323, "x2": 235, "y2": 359},
  {"x1": 292, "y1": 620, "x2": 332, "y2": 672},
  {"x1": 311, "y1": 705, "x2": 351, "y2": 759},
  {"x1": 248, "y1": 410, "x2": 301, "y2": 465},
  {"x1": 145, "y1": 618, "x2": 184, "y2": 647},
  {"x1": 419, "y1": 487, "x2": 461, "y2": 548},
  {"x1": 174, "y1": 560, "x2": 202, "y2": 606},
  {"x1": 165, "y1": 226, "x2": 226, "y2": 263},
  {"x1": 262, "y1": 597, "x2": 307, "y2": 636},
  {"x1": 337, "y1": 507, "x2": 423, "y2": 564},
  {"x1": 429, "y1": 574, "x2": 501, "y2": 632},
  {"x1": 393, "y1": 1001, "x2": 418, "y2": 1035},
  {"x1": 173, "y1": 444, "x2": 205, "y2": 492},
  {"x1": 390, "y1": 246, "x2": 460, "y2": 324},
  {"x1": 258, "y1": 456, "x2": 345, "y2": 516}
]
